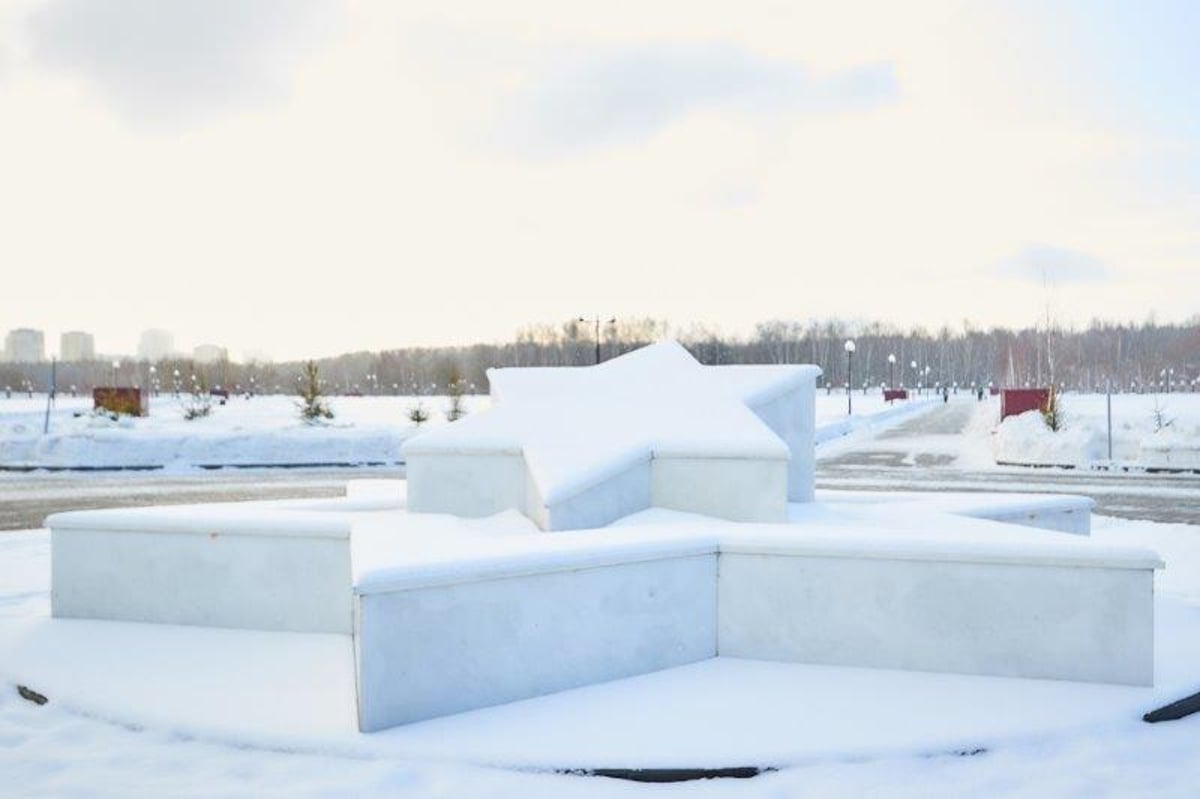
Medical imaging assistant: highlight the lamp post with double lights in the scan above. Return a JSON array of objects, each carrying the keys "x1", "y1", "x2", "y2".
[{"x1": 578, "y1": 317, "x2": 616, "y2": 364}]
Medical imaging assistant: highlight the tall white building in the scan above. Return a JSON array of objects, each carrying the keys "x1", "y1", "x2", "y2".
[
  {"x1": 138, "y1": 329, "x2": 175, "y2": 361},
  {"x1": 60, "y1": 331, "x2": 96, "y2": 361},
  {"x1": 4, "y1": 328, "x2": 45, "y2": 363},
  {"x1": 193, "y1": 344, "x2": 229, "y2": 364}
]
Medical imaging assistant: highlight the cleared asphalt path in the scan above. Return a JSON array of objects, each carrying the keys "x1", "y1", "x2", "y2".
[
  {"x1": 817, "y1": 401, "x2": 1200, "y2": 525},
  {"x1": 0, "y1": 466, "x2": 403, "y2": 531}
]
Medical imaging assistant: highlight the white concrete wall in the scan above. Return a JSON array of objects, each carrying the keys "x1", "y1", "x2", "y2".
[
  {"x1": 405, "y1": 452, "x2": 526, "y2": 518},
  {"x1": 967, "y1": 504, "x2": 1091, "y2": 535},
  {"x1": 354, "y1": 553, "x2": 717, "y2": 730},
  {"x1": 52, "y1": 526, "x2": 353, "y2": 634},
  {"x1": 748, "y1": 383, "x2": 816, "y2": 502},
  {"x1": 651, "y1": 456, "x2": 788, "y2": 522},
  {"x1": 717, "y1": 550, "x2": 1155, "y2": 686},
  {"x1": 540, "y1": 459, "x2": 652, "y2": 531}
]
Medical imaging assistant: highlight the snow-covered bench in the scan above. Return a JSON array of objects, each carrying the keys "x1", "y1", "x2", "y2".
[
  {"x1": 47, "y1": 488, "x2": 1160, "y2": 732},
  {"x1": 50, "y1": 505, "x2": 356, "y2": 634}
]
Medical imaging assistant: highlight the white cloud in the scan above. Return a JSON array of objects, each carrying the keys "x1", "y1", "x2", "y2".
[
  {"x1": 499, "y1": 41, "x2": 896, "y2": 155},
  {"x1": 993, "y1": 245, "x2": 1112, "y2": 284},
  {"x1": 28, "y1": 0, "x2": 338, "y2": 128}
]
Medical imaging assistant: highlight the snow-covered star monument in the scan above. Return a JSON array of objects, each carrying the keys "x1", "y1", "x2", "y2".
[
  {"x1": 404, "y1": 341, "x2": 818, "y2": 529},
  {"x1": 7, "y1": 340, "x2": 1172, "y2": 759}
]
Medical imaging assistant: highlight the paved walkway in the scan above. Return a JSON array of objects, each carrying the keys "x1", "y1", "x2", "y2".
[
  {"x1": 817, "y1": 401, "x2": 1200, "y2": 525},
  {"x1": 0, "y1": 466, "x2": 404, "y2": 531}
]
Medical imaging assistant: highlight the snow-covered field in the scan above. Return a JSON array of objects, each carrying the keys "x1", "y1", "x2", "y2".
[
  {"x1": 0, "y1": 392, "x2": 927, "y2": 470},
  {"x1": 993, "y1": 392, "x2": 1200, "y2": 469},
  {"x1": 0, "y1": 394, "x2": 486, "y2": 469},
  {"x1": 2, "y1": 514, "x2": 1198, "y2": 797}
]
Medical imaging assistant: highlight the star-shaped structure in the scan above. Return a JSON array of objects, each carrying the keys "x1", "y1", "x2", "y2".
[{"x1": 403, "y1": 341, "x2": 820, "y2": 530}]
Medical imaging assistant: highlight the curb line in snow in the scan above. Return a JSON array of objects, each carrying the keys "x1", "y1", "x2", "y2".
[
  {"x1": 815, "y1": 399, "x2": 942, "y2": 447},
  {"x1": 995, "y1": 460, "x2": 1200, "y2": 476},
  {"x1": 0, "y1": 461, "x2": 403, "y2": 473}
]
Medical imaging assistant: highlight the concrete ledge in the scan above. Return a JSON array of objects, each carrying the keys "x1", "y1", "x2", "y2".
[
  {"x1": 651, "y1": 456, "x2": 788, "y2": 522},
  {"x1": 51, "y1": 514, "x2": 353, "y2": 634},
  {"x1": 355, "y1": 553, "x2": 717, "y2": 729},
  {"x1": 718, "y1": 550, "x2": 1156, "y2": 686}
]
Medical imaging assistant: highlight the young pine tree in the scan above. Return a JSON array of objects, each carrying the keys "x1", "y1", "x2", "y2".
[
  {"x1": 408, "y1": 402, "x2": 430, "y2": 427},
  {"x1": 1040, "y1": 385, "x2": 1063, "y2": 432},
  {"x1": 446, "y1": 365, "x2": 467, "y2": 422},
  {"x1": 182, "y1": 374, "x2": 213, "y2": 420},
  {"x1": 297, "y1": 361, "x2": 334, "y2": 424}
]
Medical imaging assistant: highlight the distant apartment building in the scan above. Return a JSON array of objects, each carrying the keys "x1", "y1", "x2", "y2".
[
  {"x1": 138, "y1": 328, "x2": 175, "y2": 361},
  {"x1": 193, "y1": 344, "x2": 229, "y2": 364},
  {"x1": 60, "y1": 330, "x2": 96, "y2": 361},
  {"x1": 4, "y1": 328, "x2": 45, "y2": 362}
]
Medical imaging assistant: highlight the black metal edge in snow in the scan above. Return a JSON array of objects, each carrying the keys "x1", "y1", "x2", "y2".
[
  {"x1": 994, "y1": 461, "x2": 1078, "y2": 470},
  {"x1": 16, "y1": 685, "x2": 48, "y2": 705},
  {"x1": 556, "y1": 766, "x2": 770, "y2": 783},
  {"x1": 995, "y1": 461, "x2": 1200, "y2": 476},
  {"x1": 0, "y1": 461, "x2": 404, "y2": 473},
  {"x1": 196, "y1": 461, "x2": 402, "y2": 470},
  {"x1": 1143, "y1": 691, "x2": 1200, "y2": 723}
]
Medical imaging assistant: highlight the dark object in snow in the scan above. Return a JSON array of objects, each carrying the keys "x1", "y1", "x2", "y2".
[
  {"x1": 1143, "y1": 690, "x2": 1200, "y2": 723},
  {"x1": 562, "y1": 766, "x2": 769, "y2": 783},
  {"x1": 16, "y1": 685, "x2": 48, "y2": 705},
  {"x1": 93, "y1": 387, "x2": 145, "y2": 417},
  {"x1": 999, "y1": 387, "x2": 1051, "y2": 422}
]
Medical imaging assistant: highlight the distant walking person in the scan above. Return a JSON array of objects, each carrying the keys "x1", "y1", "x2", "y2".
[{"x1": 942, "y1": 386, "x2": 949, "y2": 403}]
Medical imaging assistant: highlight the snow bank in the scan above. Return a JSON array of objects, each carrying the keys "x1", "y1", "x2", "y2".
[
  {"x1": 1139, "y1": 429, "x2": 1200, "y2": 471},
  {"x1": 814, "y1": 396, "x2": 939, "y2": 446},
  {"x1": 991, "y1": 393, "x2": 1200, "y2": 469},
  {"x1": 0, "y1": 394, "x2": 487, "y2": 470},
  {"x1": 993, "y1": 409, "x2": 1107, "y2": 467},
  {"x1": 2, "y1": 385, "x2": 933, "y2": 472}
]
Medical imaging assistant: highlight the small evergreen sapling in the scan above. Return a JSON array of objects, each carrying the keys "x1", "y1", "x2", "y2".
[
  {"x1": 182, "y1": 374, "x2": 213, "y2": 420},
  {"x1": 1040, "y1": 386, "x2": 1063, "y2": 432},
  {"x1": 408, "y1": 402, "x2": 430, "y2": 427},
  {"x1": 297, "y1": 361, "x2": 334, "y2": 424},
  {"x1": 446, "y1": 367, "x2": 467, "y2": 422}
]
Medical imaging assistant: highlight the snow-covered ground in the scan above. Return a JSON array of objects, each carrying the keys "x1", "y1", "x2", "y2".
[
  {"x1": 0, "y1": 392, "x2": 928, "y2": 470},
  {"x1": 2, "y1": 514, "x2": 1198, "y2": 797},
  {"x1": 0, "y1": 394, "x2": 486, "y2": 469},
  {"x1": 993, "y1": 393, "x2": 1200, "y2": 469}
]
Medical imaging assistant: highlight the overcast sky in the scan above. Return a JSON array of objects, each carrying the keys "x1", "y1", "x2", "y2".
[{"x1": 1, "y1": 0, "x2": 1197, "y2": 360}]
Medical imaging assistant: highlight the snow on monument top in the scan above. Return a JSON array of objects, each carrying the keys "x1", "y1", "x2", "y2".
[{"x1": 403, "y1": 341, "x2": 820, "y2": 530}]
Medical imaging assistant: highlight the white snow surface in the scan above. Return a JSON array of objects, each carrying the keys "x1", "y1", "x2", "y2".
[
  {"x1": 2, "y1": 514, "x2": 1200, "y2": 796},
  {"x1": 0, "y1": 394, "x2": 488, "y2": 469},
  {"x1": 993, "y1": 392, "x2": 1200, "y2": 467},
  {"x1": 2, "y1": 385, "x2": 918, "y2": 471}
]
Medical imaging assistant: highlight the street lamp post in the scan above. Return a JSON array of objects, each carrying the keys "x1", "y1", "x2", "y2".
[
  {"x1": 910, "y1": 360, "x2": 918, "y2": 394},
  {"x1": 887, "y1": 353, "x2": 896, "y2": 390},
  {"x1": 844, "y1": 340, "x2": 856, "y2": 415},
  {"x1": 578, "y1": 317, "x2": 616, "y2": 365}
]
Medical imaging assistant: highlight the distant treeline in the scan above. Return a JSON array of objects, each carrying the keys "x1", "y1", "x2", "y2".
[{"x1": 3, "y1": 316, "x2": 1198, "y2": 396}]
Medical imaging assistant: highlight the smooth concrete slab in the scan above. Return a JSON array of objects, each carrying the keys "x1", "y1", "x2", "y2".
[
  {"x1": 355, "y1": 552, "x2": 717, "y2": 730},
  {"x1": 49, "y1": 506, "x2": 353, "y2": 634}
]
